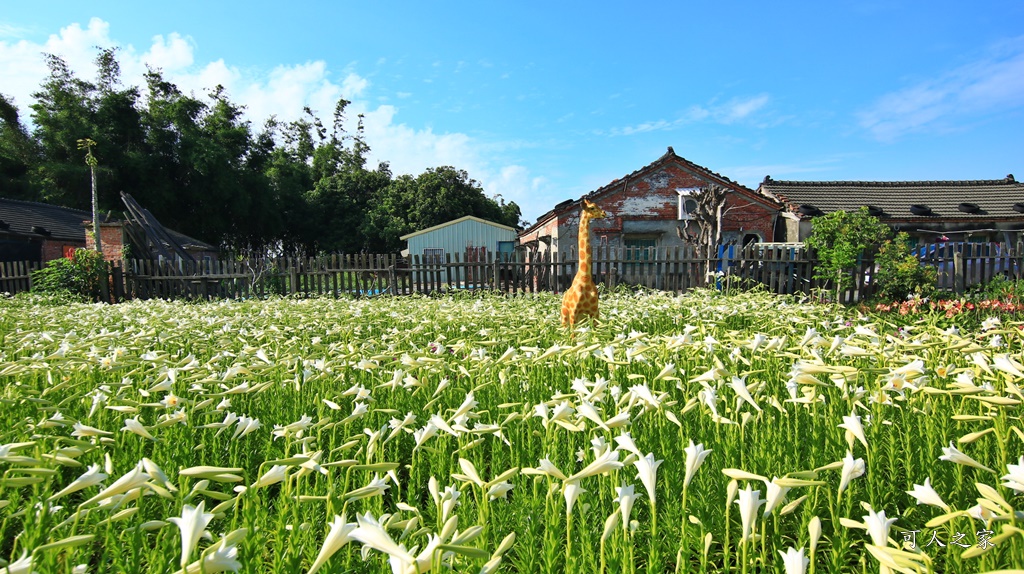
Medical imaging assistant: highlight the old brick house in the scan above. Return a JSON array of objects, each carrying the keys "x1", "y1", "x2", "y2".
[{"x1": 518, "y1": 147, "x2": 781, "y2": 256}]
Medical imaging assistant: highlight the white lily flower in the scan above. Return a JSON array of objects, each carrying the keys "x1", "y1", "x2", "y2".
[
  {"x1": 346, "y1": 473, "x2": 390, "y2": 501},
  {"x1": 863, "y1": 507, "x2": 897, "y2": 547},
  {"x1": 487, "y1": 481, "x2": 514, "y2": 500},
  {"x1": 838, "y1": 411, "x2": 868, "y2": 450},
  {"x1": 450, "y1": 392, "x2": 478, "y2": 423},
  {"x1": 341, "y1": 403, "x2": 368, "y2": 424},
  {"x1": 49, "y1": 463, "x2": 107, "y2": 501},
  {"x1": 779, "y1": 546, "x2": 809, "y2": 574},
  {"x1": 566, "y1": 448, "x2": 622, "y2": 483},
  {"x1": 837, "y1": 451, "x2": 865, "y2": 497},
  {"x1": 939, "y1": 441, "x2": 995, "y2": 473},
  {"x1": 549, "y1": 401, "x2": 575, "y2": 423},
  {"x1": 602, "y1": 511, "x2": 620, "y2": 542},
  {"x1": 3, "y1": 552, "x2": 33, "y2": 574},
  {"x1": 177, "y1": 532, "x2": 244, "y2": 574},
  {"x1": 80, "y1": 462, "x2": 151, "y2": 507},
  {"x1": 251, "y1": 465, "x2": 289, "y2": 489},
  {"x1": 441, "y1": 484, "x2": 460, "y2": 522},
  {"x1": 683, "y1": 440, "x2": 712, "y2": 488},
  {"x1": 699, "y1": 385, "x2": 720, "y2": 417},
  {"x1": 613, "y1": 432, "x2": 642, "y2": 457},
  {"x1": 168, "y1": 500, "x2": 215, "y2": 567},
  {"x1": 614, "y1": 483, "x2": 636, "y2": 528},
  {"x1": 748, "y1": 333, "x2": 768, "y2": 352},
  {"x1": 735, "y1": 486, "x2": 765, "y2": 540},
  {"x1": 628, "y1": 383, "x2": 662, "y2": 410},
  {"x1": 1001, "y1": 456, "x2": 1024, "y2": 492},
  {"x1": 71, "y1": 422, "x2": 113, "y2": 438},
  {"x1": 122, "y1": 417, "x2": 156, "y2": 441},
  {"x1": 350, "y1": 512, "x2": 414, "y2": 566},
  {"x1": 633, "y1": 453, "x2": 663, "y2": 504},
  {"x1": 809, "y1": 517, "x2": 821, "y2": 553},
  {"x1": 762, "y1": 477, "x2": 791, "y2": 517},
  {"x1": 536, "y1": 457, "x2": 567, "y2": 481},
  {"x1": 993, "y1": 354, "x2": 1024, "y2": 379},
  {"x1": 308, "y1": 514, "x2": 356, "y2": 574},
  {"x1": 906, "y1": 477, "x2": 950, "y2": 511},
  {"x1": 413, "y1": 423, "x2": 438, "y2": 450},
  {"x1": 729, "y1": 376, "x2": 761, "y2": 412},
  {"x1": 562, "y1": 482, "x2": 586, "y2": 517}
]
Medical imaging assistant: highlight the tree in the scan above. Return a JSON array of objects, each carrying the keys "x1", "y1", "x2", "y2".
[
  {"x1": 804, "y1": 207, "x2": 892, "y2": 301},
  {"x1": 690, "y1": 183, "x2": 728, "y2": 257},
  {"x1": 0, "y1": 93, "x2": 39, "y2": 200},
  {"x1": 30, "y1": 53, "x2": 99, "y2": 209},
  {"x1": 873, "y1": 232, "x2": 936, "y2": 301}
]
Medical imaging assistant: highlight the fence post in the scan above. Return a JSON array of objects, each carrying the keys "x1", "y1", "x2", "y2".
[
  {"x1": 492, "y1": 251, "x2": 500, "y2": 291},
  {"x1": 953, "y1": 251, "x2": 965, "y2": 294}
]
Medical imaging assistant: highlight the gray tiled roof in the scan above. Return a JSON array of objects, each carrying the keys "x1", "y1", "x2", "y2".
[
  {"x1": 760, "y1": 176, "x2": 1024, "y2": 221},
  {"x1": 0, "y1": 197, "x2": 214, "y2": 250},
  {"x1": 0, "y1": 197, "x2": 103, "y2": 241}
]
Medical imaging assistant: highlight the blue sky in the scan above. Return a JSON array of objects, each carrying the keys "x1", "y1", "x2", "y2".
[{"x1": 3, "y1": 1, "x2": 1023, "y2": 223}]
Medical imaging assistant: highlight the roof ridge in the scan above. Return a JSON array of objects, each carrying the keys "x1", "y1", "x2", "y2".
[{"x1": 762, "y1": 178, "x2": 1021, "y2": 187}]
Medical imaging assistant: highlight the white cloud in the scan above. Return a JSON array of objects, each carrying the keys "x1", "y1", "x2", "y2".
[
  {"x1": 142, "y1": 33, "x2": 195, "y2": 71},
  {"x1": 859, "y1": 36, "x2": 1024, "y2": 141},
  {"x1": 720, "y1": 94, "x2": 769, "y2": 123},
  {"x1": 610, "y1": 95, "x2": 770, "y2": 135},
  {"x1": 0, "y1": 23, "x2": 34, "y2": 39},
  {"x1": 0, "y1": 18, "x2": 548, "y2": 220}
]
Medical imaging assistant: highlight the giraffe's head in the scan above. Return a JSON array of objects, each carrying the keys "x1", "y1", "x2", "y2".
[{"x1": 581, "y1": 199, "x2": 606, "y2": 222}]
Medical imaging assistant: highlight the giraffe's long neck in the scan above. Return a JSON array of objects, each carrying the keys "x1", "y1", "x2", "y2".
[{"x1": 577, "y1": 214, "x2": 592, "y2": 280}]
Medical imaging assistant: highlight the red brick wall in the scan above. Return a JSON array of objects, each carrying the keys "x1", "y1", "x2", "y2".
[
  {"x1": 41, "y1": 239, "x2": 87, "y2": 262},
  {"x1": 84, "y1": 223, "x2": 125, "y2": 262},
  {"x1": 579, "y1": 164, "x2": 777, "y2": 242},
  {"x1": 720, "y1": 194, "x2": 776, "y2": 241}
]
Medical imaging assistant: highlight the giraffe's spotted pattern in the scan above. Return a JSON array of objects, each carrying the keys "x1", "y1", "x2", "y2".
[{"x1": 561, "y1": 200, "x2": 606, "y2": 329}]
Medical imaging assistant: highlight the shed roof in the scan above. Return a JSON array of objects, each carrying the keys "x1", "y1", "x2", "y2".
[
  {"x1": 760, "y1": 176, "x2": 1024, "y2": 221},
  {"x1": 400, "y1": 215, "x2": 517, "y2": 241}
]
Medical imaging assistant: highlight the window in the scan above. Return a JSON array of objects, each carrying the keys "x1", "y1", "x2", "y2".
[
  {"x1": 676, "y1": 188, "x2": 701, "y2": 220},
  {"x1": 624, "y1": 236, "x2": 657, "y2": 261},
  {"x1": 422, "y1": 248, "x2": 444, "y2": 264}
]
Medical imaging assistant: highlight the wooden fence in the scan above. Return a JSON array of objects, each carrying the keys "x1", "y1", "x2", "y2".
[
  {"x1": 0, "y1": 261, "x2": 40, "y2": 295},
  {"x1": 2, "y1": 241, "x2": 1022, "y2": 303}
]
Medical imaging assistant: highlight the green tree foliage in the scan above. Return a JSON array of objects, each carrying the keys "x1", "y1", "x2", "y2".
[
  {"x1": 873, "y1": 232, "x2": 936, "y2": 301},
  {"x1": 0, "y1": 94, "x2": 38, "y2": 200},
  {"x1": 805, "y1": 207, "x2": 891, "y2": 300},
  {"x1": 30, "y1": 248, "x2": 106, "y2": 300},
  {"x1": 0, "y1": 48, "x2": 523, "y2": 255}
]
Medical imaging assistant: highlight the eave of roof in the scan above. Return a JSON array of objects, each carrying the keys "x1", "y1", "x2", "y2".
[{"x1": 400, "y1": 215, "x2": 516, "y2": 241}]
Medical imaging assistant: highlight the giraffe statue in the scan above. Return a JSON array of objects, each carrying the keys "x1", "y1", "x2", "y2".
[{"x1": 561, "y1": 199, "x2": 607, "y2": 328}]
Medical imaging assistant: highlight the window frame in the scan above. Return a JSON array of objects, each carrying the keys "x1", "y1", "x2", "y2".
[{"x1": 676, "y1": 187, "x2": 701, "y2": 220}]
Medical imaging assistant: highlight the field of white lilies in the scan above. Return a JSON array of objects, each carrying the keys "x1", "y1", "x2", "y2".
[{"x1": 0, "y1": 289, "x2": 1022, "y2": 574}]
